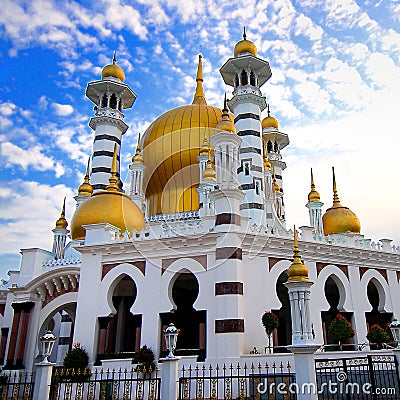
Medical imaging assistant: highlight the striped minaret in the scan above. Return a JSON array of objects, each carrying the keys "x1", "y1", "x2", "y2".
[
  {"x1": 210, "y1": 100, "x2": 245, "y2": 358},
  {"x1": 85, "y1": 53, "x2": 136, "y2": 191},
  {"x1": 129, "y1": 134, "x2": 146, "y2": 212},
  {"x1": 220, "y1": 28, "x2": 271, "y2": 225}
]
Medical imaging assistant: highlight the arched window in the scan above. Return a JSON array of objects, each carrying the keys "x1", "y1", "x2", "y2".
[
  {"x1": 110, "y1": 93, "x2": 117, "y2": 109},
  {"x1": 101, "y1": 94, "x2": 108, "y2": 108},
  {"x1": 241, "y1": 69, "x2": 248, "y2": 85},
  {"x1": 244, "y1": 163, "x2": 250, "y2": 176},
  {"x1": 234, "y1": 74, "x2": 239, "y2": 88},
  {"x1": 250, "y1": 71, "x2": 256, "y2": 86},
  {"x1": 255, "y1": 181, "x2": 260, "y2": 195},
  {"x1": 267, "y1": 140, "x2": 273, "y2": 153}
]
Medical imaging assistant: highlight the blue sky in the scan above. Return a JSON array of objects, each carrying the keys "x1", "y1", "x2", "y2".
[{"x1": 0, "y1": 0, "x2": 400, "y2": 277}]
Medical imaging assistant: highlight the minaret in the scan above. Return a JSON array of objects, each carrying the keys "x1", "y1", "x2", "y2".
[
  {"x1": 263, "y1": 140, "x2": 275, "y2": 228},
  {"x1": 75, "y1": 158, "x2": 93, "y2": 208},
  {"x1": 272, "y1": 171, "x2": 285, "y2": 222},
  {"x1": 52, "y1": 198, "x2": 69, "y2": 259},
  {"x1": 306, "y1": 168, "x2": 324, "y2": 235},
  {"x1": 220, "y1": 28, "x2": 271, "y2": 225},
  {"x1": 86, "y1": 52, "x2": 136, "y2": 191},
  {"x1": 197, "y1": 136, "x2": 210, "y2": 182},
  {"x1": 129, "y1": 134, "x2": 146, "y2": 212},
  {"x1": 262, "y1": 104, "x2": 289, "y2": 223},
  {"x1": 285, "y1": 227, "x2": 314, "y2": 345},
  {"x1": 197, "y1": 149, "x2": 217, "y2": 217}
]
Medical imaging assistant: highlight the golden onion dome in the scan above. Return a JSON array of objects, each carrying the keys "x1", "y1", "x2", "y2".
[
  {"x1": 262, "y1": 105, "x2": 279, "y2": 130},
  {"x1": 70, "y1": 147, "x2": 145, "y2": 240},
  {"x1": 78, "y1": 158, "x2": 93, "y2": 197},
  {"x1": 55, "y1": 198, "x2": 68, "y2": 229},
  {"x1": 216, "y1": 94, "x2": 236, "y2": 133},
  {"x1": 234, "y1": 27, "x2": 257, "y2": 57},
  {"x1": 288, "y1": 226, "x2": 309, "y2": 282},
  {"x1": 102, "y1": 52, "x2": 125, "y2": 82},
  {"x1": 308, "y1": 168, "x2": 320, "y2": 203},
  {"x1": 142, "y1": 55, "x2": 233, "y2": 216},
  {"x1": 322, "y1": 168, "x2": 361, "y2": 236},
  {"x1": 202, "y1": 155, "x2": 216, "y2": 181}
]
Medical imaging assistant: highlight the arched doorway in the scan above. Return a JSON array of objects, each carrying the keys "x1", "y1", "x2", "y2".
[
  {"x1": 160, "y1": 271, "x2": 206, "y2": 361},
  {"x1": 365, "y1": 279, "x2": 392, "y2": 332},
  {"x1": 321, "y1": 276, "x2": 353, "y2": 350},
  {"x1": 272, "y1": 271, "x2": 292, "y2": 352},
  {"x1": 96, "y1": 275, "x2": 141, "y2": 362}
]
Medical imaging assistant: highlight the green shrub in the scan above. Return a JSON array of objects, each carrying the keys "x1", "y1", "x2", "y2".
[
  {"x1": 63, "y1": 344, "x2": 89, "y2": 370},
  {"x1": 328, "y1": 314, "x2": 355, "y2": 350},
  {"x1": 367, "y1": 324, "x2": 390, "y2": 348},
  {"x1": 133, "y1": 345, "x2": 155, "y2": 372}
]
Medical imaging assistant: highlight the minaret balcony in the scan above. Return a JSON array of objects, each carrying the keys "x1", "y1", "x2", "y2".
[
  {"x1": 233, "y1": 85, "x2": 262, "y2": 96},
  {"x1": 95, "y1": 107, "x2": 124, "y2": 120}
]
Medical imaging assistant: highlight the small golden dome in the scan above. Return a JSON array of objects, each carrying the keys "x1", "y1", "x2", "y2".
[
  {"x1": 199, "y1": 137, "x2": 210, "y2": 155},
  {"x1": 308, "y1": 168, "x2": 320, "y2": 203},
  {"x1": 234, "y1": 27, "x2": 257, "y2": 57},
  {"x1": 78, "y1": 158, "x2": 93, "y2": 197},
  {"x1": 71, "y1": 147, "x2": 145, "y2": 240},
  {"x1": 322, "y1": 167, "x2": 361, "y2": 235},
  {"x1": 102, "y1": 52, "x2": 125, "y2": 82},
  {"x1": 288, "y1": 226, "x2": 309, "y2": 282},
  {"x1": 262, "y1": 105, "x2": 279, "y2": 129},
  {"x1": 202, "y1": 153, "x2": 216, "y2": 181},
  {"x1": 55, "y1": 198, "x2": 68, "y2": 229},
  {"x1": 132, "y1": 134, "x2": 144, "y2": 164},
  {"x1": 216, "y1": 94, "x2": 235, "y2": 133}
]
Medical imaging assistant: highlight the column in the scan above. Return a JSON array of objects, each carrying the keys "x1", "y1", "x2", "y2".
[
  {"x1": 0, "y1": 328, "x2": 9, "y2": 365},
  {"x1": 5, "y1": 303, "x2": 23, "y2": 368},
  {"x1": 97, "y1": 316, "x2": 112, "y2": 359},
  {"x1": 15, "y1": 302, "x2": 34, "y2": 368}
]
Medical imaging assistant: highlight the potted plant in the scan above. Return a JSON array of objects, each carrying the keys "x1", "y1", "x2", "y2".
[
  {"x1": 133, "y1": 345, "x2": 155, "y2": 373},
  {"x1": 367, "y1": 324, "x2": 391, "y2": 350},
  {"x1": 262, "y1": 311, "x2": 279, "y2": 353},
  {"x1": 328, "y1": 314, "x2": 355, "y2": 350},
  {"x1": 63, "y1": 344, "x2": 90, "y2": 381}
]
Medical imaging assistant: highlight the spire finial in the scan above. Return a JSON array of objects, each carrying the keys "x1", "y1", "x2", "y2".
[
  {"x1": 243, "y1": 26, "x2": 247, "y2": 40},
  {"x1": 332, "y1": 166, "x2": 341, "y2": 206},
  {"x1": 267, "y1": 103, "x2": 270, "y2": 116},
  {"x1": 192, "y1": 54, "x2": 206, "y2": 105},
  {"x1": 107, "y1": 144, "x2": 119, "y2": 191},
  {"x1": 61, "y1": 197, "x2": 66, "y2": 218},
  {"x1": 287, "y1": 225, "x2": 309, "y2": 281},
  {"x1": 55, "y1": 197, "x2": 68, "y2": 229},
  {"x1": 136, "y1": 132, "x2": 141, "y2": 153},
  {"x1": 112, "y1": 51, "x2": 117, "y2": 64},
  {"x1": 78, "y1": 157, "x2": 93, "y2": 196},
  {"x1": 223, "y1": 93, "x2": 227, "y2": 111},
  {"x1": 311, "y1": 168, "x2": 315, "y2": 188}
]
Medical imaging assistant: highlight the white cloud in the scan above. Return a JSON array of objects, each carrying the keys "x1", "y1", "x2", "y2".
[{"x1": 52, "y1": 103, "x2": 74, "y2": 116}]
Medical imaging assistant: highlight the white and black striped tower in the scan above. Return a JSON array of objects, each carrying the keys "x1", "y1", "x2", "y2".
[
  {"x1": 210, "y1": 99, "x2": 245, "y2": 358},
  {"x1": 129, "y1": 134, "x2": 146, "y2": 212},
  {"x1": 220, "y1": 28, "x2": 271, "y2": 225},
  {"x1": 85, "y1": 52, "x2": 136, "y2": 191},
  {"x1": 262, "y1": 105, "x2": 289, "y2": 225},
  {"x1": 52, "y1": 198, "x2": 69, "y2": 259},
  {"x1": 306, "y1": 168, "x2": 324, "y2": 236}
]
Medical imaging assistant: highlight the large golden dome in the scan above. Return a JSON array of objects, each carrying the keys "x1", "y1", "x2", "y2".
[
  {"x1": 322, "y1": 168, "x2": 361, "y2": 235},
  {"x1": 71, "y1": 149, "x2": 145, "y2": 240},
  {"x1": 142, "y1": 55, "x2": 233, "y2": 216}
]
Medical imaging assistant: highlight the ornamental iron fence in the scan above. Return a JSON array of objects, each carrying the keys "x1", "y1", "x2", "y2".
[{"x1": 0, "y1": 370, "x2": 34, "y2": 399}]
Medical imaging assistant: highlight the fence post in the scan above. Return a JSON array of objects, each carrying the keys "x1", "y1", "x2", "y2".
[
  {"x1": 393, "y1": 349, "x2": 400, "y2": 382},
  {"x1": 32, "y1": 362, "x2": 54, "y2": 400},
  {"x1": 160, "y1": 357, "x2": 180, "y2": 400}
]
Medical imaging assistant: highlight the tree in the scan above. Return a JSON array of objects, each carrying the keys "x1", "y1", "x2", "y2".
[
  {"x1": 367, "y1": 324, "x2": 390, "y2": 349},
  {"x1": 262, "y1": 311, "x2": 279, "y2": 352},
  {"x1": 63, "y1": 344, "x2": 89, "y2": 371},
  {"x1": 328, "y1": 314, "x2": 355, "y2": 350}
]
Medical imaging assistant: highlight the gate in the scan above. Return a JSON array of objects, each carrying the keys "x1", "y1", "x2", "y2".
[{"x1": 315, "y1": 355, "x2": 400, "y2": 399}]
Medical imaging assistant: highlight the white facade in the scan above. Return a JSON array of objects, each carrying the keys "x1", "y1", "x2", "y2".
[{"x1": 0, "y1": 37, "x2": 399, "y2": 372}]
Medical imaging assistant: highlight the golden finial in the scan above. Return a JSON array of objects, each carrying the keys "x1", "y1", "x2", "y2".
[
  {"x1": 192, "y1": 54, "x2": 206, "y2": 105},
  {"x1": 308, "y1": 168, "x2": 320, "y2": 202},
  {"x1": 287, "y1": 225, "x2": 309, "y2": 281},
  {"x1": 107, "y1": 144, "x2": 119, "y2": 192},
  {"x1": 78, "y1": 158, "x2": 93, "y2": 197},
  {"x1": 202, "y1": 149, "x2": 216, "y2": 181},
  {"x1": 332, "y1": 167, "x2": 342, "y2": 207},
  {"x1": 199, "y1": 135, "x2": 209, "y2": 155},
  {"x1": 216, "y1": 94, "x2": 235, "y2": 133},
  {"x1": 243, "y1": 26, "x2": 247, "y2": 40},
  {"x1": 263, "y1": 140, "x2": 272, "y2": 170},
  {"x1": 272, "y1": 171, "x2": 281, "y2": 193},
  {"x1": 112, "y1": 50, "x2": 117, "y2": 64},
  {"x1": 132, "y1": 133, "x2": 144, "y2": 164},
  {"x1": 55, "y1": 197, "x2": 68, "y2": 229}
]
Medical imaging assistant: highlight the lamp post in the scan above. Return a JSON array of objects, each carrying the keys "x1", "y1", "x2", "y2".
[
  {"x1": 390, "y1": 319, "x2": 400, "y2": 349},
  {"x1": 163, "y1": 323, "x2": 180, "y2": 358},
  {"x1": 40, "y1": 330, "x2": 57, "y2": 364}
]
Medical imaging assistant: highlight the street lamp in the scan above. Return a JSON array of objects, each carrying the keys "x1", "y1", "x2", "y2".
[
  {"x1": 390, "y1": 319, "x2": 400, "y2": 349},
  {"x1": 163, "y1": 323, "x2": 180, "y2": 358},
  {"x1": 40, "y1": 330, "x2": 57, "y2": 363}
]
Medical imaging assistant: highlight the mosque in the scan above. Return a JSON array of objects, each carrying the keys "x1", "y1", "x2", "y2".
[{"x1": 0, "y1": 33, "x2": 399, "y2": 371}]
